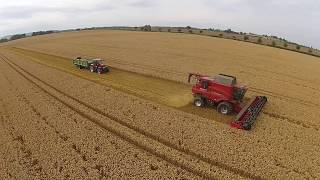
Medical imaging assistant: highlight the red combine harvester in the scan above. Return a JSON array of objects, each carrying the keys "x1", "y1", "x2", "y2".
[{"x1": 188, "y1": 73, "x2": 267, "y2": 130}]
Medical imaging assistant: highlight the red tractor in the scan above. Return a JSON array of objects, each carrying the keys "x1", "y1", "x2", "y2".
[{"x1": 188, "y1": 73, "x2": 267, "y2": 130}]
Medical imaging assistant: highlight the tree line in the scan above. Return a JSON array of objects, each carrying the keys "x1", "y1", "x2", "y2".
[{"x1": 0, "y1": 30, "x2": 56, "y2": 43}]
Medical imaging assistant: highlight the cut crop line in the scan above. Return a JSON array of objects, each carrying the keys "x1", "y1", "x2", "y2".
[
  {"x1": 242, "y1": 71, "x2": 320, "y2": 93},
  {"x1": 10, "y1": 47, "x2": 188, "y2": 85},
  {"x1": 262, "y1": 111, "x2": 319, "y2": 131},
  {"x1": 11, "y1": 47, "x2": 319, "y2": 108},
  {"x1": 250, "y1": 87, "x2": 320, "y2": 107},
  {"x1": 9, "y1": 48, "x2": 188, "y2": 100},
  {"x1": 0, "y1": 53, "x2": 265, "y2": 180},
  {"x1": 7, "y1": 48, "x2": 319, "y2": 130}
]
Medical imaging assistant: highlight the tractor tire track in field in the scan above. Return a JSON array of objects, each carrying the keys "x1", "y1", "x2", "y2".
[
  {"x1": 13, "y1": 93, "x2": 105, "y2": 179},
  {"x1": 14, "y1": 91, "x2": 84, "y2": 157},
  {"x1": 6, "y1": 48, "x2": 317, "y2": 132},
  {"x1": 1, "y1": 68, "x2": 155, "y2": 179},
  {"x1": 0, "y1": 96, "x2": 47, "y2": 178},
  {"x1": 0, "y1": 54, "x2": 266, "y2": 180}
]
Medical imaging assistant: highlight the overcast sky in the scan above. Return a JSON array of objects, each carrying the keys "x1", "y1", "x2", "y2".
[{"x1": 0, "y1": 0, "x2": 319, "y2": 48}]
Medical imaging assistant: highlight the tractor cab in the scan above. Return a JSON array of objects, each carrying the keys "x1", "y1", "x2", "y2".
[
  {"x1": 91, "y1": 59, "x2": 105, "y2": 66},
  {"x1": 89, "y1": 59, "x2": 109, "y2": 74}
]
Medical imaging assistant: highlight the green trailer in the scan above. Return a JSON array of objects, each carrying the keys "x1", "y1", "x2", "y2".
[
  {"x1": 73, "y1": 57, "x2": 109, "y2": 74},
  {"x1": 73, "y1": 57, "x2": 92, "y2": 69}
]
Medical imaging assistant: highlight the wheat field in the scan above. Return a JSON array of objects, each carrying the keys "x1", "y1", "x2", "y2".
[{"x1": 1, "y1": 30, "x2": 320, "y2": 179}]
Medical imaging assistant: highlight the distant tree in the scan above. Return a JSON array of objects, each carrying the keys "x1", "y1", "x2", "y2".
[
  {"x1": 296, "y1": 45, "x2": 301, "y2": 50},
  {"x1": 257, "y1": 37, "x2": 262, "y2": 44},
  {"x1": 140, "y1": 25, "x2": 152, "y2": 31},
  {"x1": 244, "y1": 35, "x2": 249, "y2": 41},
  {"x1": 283, "y1": 42, "x2": 288, "y2": 48},
  {"x1": 10, "y1": 34, "x2": 26, "y2": 41},
  {"x1": 134, "y1": 27, "x2": 138, "y2": 30},
  {"x1": 186, "y1": 26, "x2": 191, "y2": 29},
  {"x1": 178, "y1": 29, "x2": 182, "y2": 33},
  {"x1": 199, "y1": 30, "x2": 203, "y2": 33},
  {"x1": 224, "y1": 29, "x2": 233, "y2": 33},
  {"x1": 219, "y1": 33, "x2": 223, "y2": 37},
  {"x1": 143, "y1": 25, "x2": 152, "y2": 31},
  {"x1": 189, "y1": 30, "x2": 193, "y2": 34},
  {"x1": 272, "y1": 41, "x2": 276, "y2": 47},
  {"x1": 0, "y1": 38, "x2": 8, "y2": 43},
  {"x1": 232, "y1": 36, "x2": 236, "y2": 39},
  {"x1": 167, "y1": 28, "x2": 171, "y2": 32},
  {"x1": 308, "y1": 48, "x2": 313, "y2": 53},
  {"x1": 32, "y1": 30, "x2": 54, "y2": 36}
]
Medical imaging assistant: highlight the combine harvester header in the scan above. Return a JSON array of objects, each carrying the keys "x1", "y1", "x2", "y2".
[{"x1": 188, "y1": 73, "x2": 267, "y2": 130}]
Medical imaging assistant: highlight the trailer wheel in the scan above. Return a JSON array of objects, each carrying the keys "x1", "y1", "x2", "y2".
[
  {"x1": 90, "y1": 66, "x2": 94, "y2": 73},
  {"x1": 97, "y1": 69, "x2": 102, "y2": 74},
  {"x1": 217, "y1": 102, "x2": 232, "y2": 115},
  {"x1": 243, "y1": 123, "x2": 252, "y2": 130},
  {"x1": 194, "y1": 98, "x2": 204, "y2": 107}
]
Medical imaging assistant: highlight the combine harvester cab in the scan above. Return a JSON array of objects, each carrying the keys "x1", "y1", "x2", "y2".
[{"x1": 188, "y1": 73, "x2": 267, "y2": 130}]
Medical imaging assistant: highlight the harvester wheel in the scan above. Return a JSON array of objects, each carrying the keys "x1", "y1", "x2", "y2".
[
  {"x1": 217, "y1": 102, "x2": 232, "y2": 115},
  {"x1": 194, "y1": 98, "x2": 204, "y2": 107}
]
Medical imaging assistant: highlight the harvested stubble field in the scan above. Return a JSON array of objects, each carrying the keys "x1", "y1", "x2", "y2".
[{"x1": 1, "y1": 30, "x2": 320, "y2": 179}]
